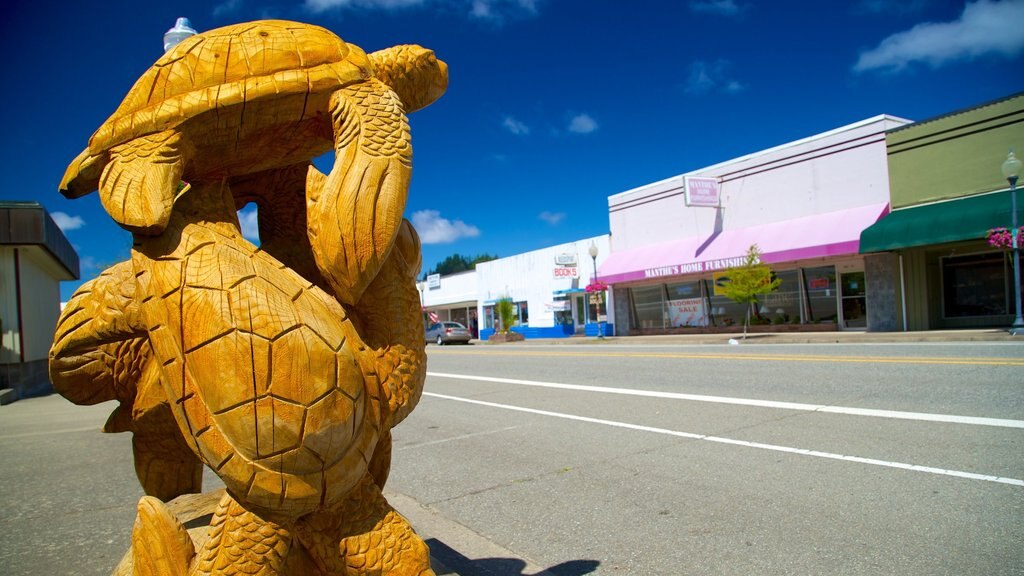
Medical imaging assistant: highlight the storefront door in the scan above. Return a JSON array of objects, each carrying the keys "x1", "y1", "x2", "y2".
[{"x1": 840, "y1": 271, "x2": 867, "y2": 329}]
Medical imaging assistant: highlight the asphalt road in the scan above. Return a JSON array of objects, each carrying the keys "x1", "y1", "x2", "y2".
[
  {"x1": 2, "y1": 341, "x2": 1021, "y2": 575},
  {"x1": 385, "y1": 342, "x2": 1024, "y2": 575}
]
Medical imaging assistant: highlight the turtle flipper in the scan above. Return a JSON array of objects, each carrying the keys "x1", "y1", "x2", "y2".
[
  {"x1": 131, "y1": 496, "x2": 196, "y2": 576},
  {"x1": 306, "y1": 83, "x2": 412, "y2": 306},
  {"x1": 98, "y1": 130, "x2": 192, "y2": 235},
  {"x1": 131, "y1": 359, "x2": 204, "y2": 501},
  {"x1": 49, "y1": 261, "x2": 144, "y2": 405}
]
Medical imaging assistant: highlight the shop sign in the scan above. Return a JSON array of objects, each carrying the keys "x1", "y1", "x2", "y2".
[
  {"x1": 546, "y1": 301, "x2": 571, "y2": 311},
  {"x1": 554, "y1": 253, "x2": 577, "y2": 266},
  {"x1": 644, "y1": 255, "x2": 748, "y2": 280},
  {"x1": 684, "y1": 176, "x2": 721, "y2": 207},
  {"x1": 426, "y1": 274, "x2": 441, "y2": 289},
  {"x1": 553, "y1": 265, "x2": 579, "y2": 279},
  {"x1": 668, "y1": 298, "x2": 707, "y2": 327}
]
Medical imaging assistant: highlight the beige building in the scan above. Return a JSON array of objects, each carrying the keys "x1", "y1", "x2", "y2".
[
  {"x1": 860, "y1": 93, "x2": 1024, "y2": 331},
  {"x1": 0, "y1": 202, "x2": 79, "y2": 402}
]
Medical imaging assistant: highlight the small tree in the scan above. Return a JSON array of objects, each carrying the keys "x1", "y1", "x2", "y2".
[
  {"x1": 719, "y1": 244, "x2": 781, "y2": 339},
  {"x1": 495, "y1": 298, "x2": 517, "y2": 334}
]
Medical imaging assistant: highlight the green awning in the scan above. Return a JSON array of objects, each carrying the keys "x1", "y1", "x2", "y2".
[{"x1": 860, "y1": 191, "x2": 1024, "y2": 253}]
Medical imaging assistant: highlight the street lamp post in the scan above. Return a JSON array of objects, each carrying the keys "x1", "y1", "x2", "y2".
[
  {"x1": 1002, "y1": 151, "x2": 1023, "y2": 336},
  {"x1": 588, "y1": 242, "x2": 604, "y2": 339}
]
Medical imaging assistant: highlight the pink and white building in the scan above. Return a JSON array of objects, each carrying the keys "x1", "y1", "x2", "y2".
[{"x1": 599, "y1": 115, "x2": 911, "y2": 334}]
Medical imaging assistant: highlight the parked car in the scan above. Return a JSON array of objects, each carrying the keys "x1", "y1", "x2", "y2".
[{"x1": 425, "y1": 321, "x2": 472, "y2": 345}]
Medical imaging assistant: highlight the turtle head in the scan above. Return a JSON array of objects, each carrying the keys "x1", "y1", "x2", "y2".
[{"x1": 369, "y1": 45, "x2": 448, "y2": 113}]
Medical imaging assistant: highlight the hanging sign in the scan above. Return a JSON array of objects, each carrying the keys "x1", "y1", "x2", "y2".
[
  {"x1": 554, "y1": 253, "x2": 577, "y2": 266},
  {"x1": 684, "y1": 176, "x2": 721, "y2": 207},
  {"x1": 668, "y1": 298, "x2": 707, "y2": 327}
]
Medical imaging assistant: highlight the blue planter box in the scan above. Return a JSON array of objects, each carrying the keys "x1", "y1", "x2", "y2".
[
  {"x1": 481, "y1": 324, "x2": 575, "y2": 340},
  {"x1": 584, "y1": 322, "x2": 613, "y2": 337}
]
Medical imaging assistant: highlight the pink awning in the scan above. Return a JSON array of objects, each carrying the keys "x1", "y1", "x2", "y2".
[{"x1": 598, "y1": 203, "x2": 889, "y2": 284}]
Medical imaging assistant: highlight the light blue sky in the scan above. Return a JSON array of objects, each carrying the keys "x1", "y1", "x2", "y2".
[{"x1": 2, "y1": 0, "x2": 1023, "y2": 301}]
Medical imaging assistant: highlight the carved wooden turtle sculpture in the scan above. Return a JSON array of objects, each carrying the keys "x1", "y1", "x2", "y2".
[{"x1": 49, "y1": 20, "x2": 446, "y2": 576}]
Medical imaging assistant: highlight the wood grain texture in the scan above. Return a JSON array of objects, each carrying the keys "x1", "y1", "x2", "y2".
[{"x1": 49, "y1": 18, "x2": 446, "y2": 575}]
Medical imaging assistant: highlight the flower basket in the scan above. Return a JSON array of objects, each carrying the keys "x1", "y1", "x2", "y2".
[
  {"x1": 585, "y1": 281, "x2": 608, "y2": 293},
  {"x1": 986, "y1": 227, "x2": 1024, "y2": 249}
]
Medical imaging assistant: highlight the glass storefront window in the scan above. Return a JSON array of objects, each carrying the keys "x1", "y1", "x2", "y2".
[
  {"x1": 516, "y1": 301, "x2": 529, "y2": 325},
  {"x1": 803, "y1": 266, "x2": 838, "y2": 324},
  {"x1": 760, "y1": 270, "x2": 802, "y2": 325},
  {"x1": 942, "y1": 252, "x2": 1009, "y2": 318},
  {"x1": 631, "y1": 285, "x2": 666, "y2": 329},
  {"x1": 451, "y1": 308, "x2": 469, "y2": 327},
  {"x1": 665, "y1": 280, "x2": 707, "y2": 327}
]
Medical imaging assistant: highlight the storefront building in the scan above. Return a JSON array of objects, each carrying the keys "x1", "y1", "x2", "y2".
[
  {"x1": 598, "y1": 115, "x2": 911, "y2": 335},
  {"x1": 417, "y1": 270, "x2": 479, "y2": 335},
  {"x1": 1, "y1": 202, "x2": 80, "y2": 402},
  {"x1": 475, "y1": 235, "x2": 612, "y2": 340},
  {"x1": 860, "y1": 93, "x2": 1024, "y2": 331}
]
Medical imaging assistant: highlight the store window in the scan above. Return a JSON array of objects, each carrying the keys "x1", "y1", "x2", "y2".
[
  {"x1": 761, "y1": 270, "x2": 802, "y2": 325},
  {"x1": 516, "y1": 301, "x2": 529, "y2": 325},
  {"x1": 942, "y1": 252, "x2": 1009, "y2": 318},
  {"x1": 631, "y1": 285, "x2": 666, "y2": 329},
  {"x1": 803, "y1": 266, "x2": 838, "y2": 324},
  {"x1": 665, "y1": 280, "x2": 707, "y2": 327}
]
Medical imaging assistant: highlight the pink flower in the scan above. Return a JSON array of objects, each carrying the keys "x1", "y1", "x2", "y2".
[{"x1": 986, "y1": 227, "x2": 1023, "y2": 249}]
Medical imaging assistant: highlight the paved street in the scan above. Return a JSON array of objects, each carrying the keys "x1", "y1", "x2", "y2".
[
  {"x1": 387, "y1": 342, "x2": 1024, "y2": 575},
  {"x1": 2, "y1": 340, "x2": 1022, "y2": 575}
]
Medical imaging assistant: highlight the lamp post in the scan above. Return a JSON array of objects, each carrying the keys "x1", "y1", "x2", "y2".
[
  {"x1": 588, "y1": 242, "x2": 604, "y2": 339},
  {"x1": 1002, "y1": 151, "x2": 1023, "y2": 336}
]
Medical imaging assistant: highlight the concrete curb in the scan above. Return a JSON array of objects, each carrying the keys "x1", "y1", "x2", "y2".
[
  {"x1": 470, "y1": 328, "x2": 1023, "y2": 347},
  {"x1": 388, "y1": 490, "x2": 557, "y2": 576}
]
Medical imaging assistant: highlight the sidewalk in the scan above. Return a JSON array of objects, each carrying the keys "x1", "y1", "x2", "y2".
[{"x1": 476, "y1": 328, "x2": 1023, "y2": 346}]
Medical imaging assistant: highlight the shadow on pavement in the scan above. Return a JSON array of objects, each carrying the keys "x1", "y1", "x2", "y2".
[{"x1": 427, "y1": 538, "x2": 600, "y2": 576}]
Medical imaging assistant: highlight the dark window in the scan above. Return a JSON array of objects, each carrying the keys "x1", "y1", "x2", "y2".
[{"x1": 942, "y1": 253, "x2": 1009, "y2": 318}]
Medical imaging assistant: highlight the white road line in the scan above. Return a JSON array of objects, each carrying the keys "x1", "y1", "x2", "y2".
[
  {"x1": 427, "y1": 371, "x2": 1024, "y2": 429},
  {"x1": 396, "y1": 426, "x2": 520, "y2": 450},
  {"x1": 423, "y1": 392, "x2": 1024, "y2": 488}
]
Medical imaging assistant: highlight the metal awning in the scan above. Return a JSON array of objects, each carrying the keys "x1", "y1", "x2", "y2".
[
  {"x1": 860, "y1": 191, "x2": 1021, "y2": 253},
  {"x1": 552, "y1": 288, "x2": 587, "y2": 296}
]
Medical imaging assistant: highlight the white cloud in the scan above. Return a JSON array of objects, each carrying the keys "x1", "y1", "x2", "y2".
[
  {"x1": 411, "y1": 210, "x2": 481, "y2": 244},
  {"x1": 237, "y1": 205, "x2": 260, "y2": 242},
  {"x1": 690, "y1": 0, "x2": 743, "y2": 16},
  {"x1": 724, "y1": 80, "x2": 746, "y2": 94},
  {"x1": 305, "y1": 0, "x2": 424, "y2": 12},
  {"x1": 212, "y1": 0, "x2": 242, "y2": 17},
  {"x1": 471, "y1": 0, "x2": 539, "y2": 20},
  {"x1": 79, "y1": 255, "x2": 98, "y2": 272},
  {"x1": 684, "y1": 60, "x2": 744, "y2": 95},
  {"x1": 855, "y1": 0, "x2": 926, "y2": 14},
  {"x1": 503, "y1": 116, "x2": 530, "y2": 135},
  {"x1": 854, "y1": 0, "x2": 1024, "y2": 73},
  {"x1": 51, "y1": 212, "x2": 85, "y2": 232},
  {"x1": 538, "y1": 211, "x2": 565, "y2": 225},
  {"x1": 304, "y1": 0, "x2": 538, "y2": 20},
  {"x1": 567, "y1": 113, "x2": 599, "y2": 134}
]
